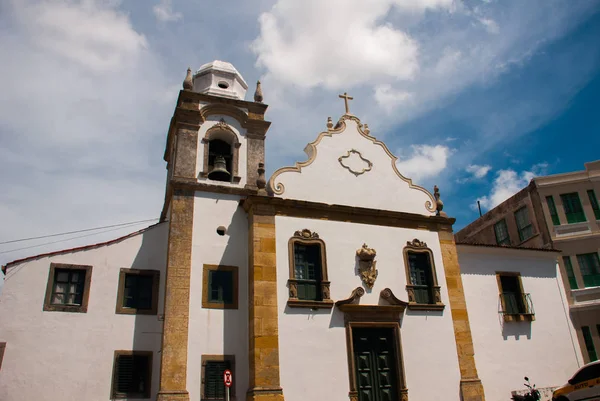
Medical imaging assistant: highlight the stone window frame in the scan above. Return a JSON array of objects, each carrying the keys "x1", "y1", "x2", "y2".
[
  {"x1": 201, "y1": 354, "x2": 236, "y2": 401},
  {"x1": 202, "y1": 264, "x2": 239, "y2": 310},
  {"x1": 111, "y1": 350, "x2": 153, "y2": 399},
  {"x1": 495, "y1": 272, "x2": 535, "y2": 322},
  {"x1": 287, "y1": 229, "x2": 333, "y2": 309},
  {"x1": 115, "y1": 268, "x2": 160, "y2": 315},
  {"x1": 0, "y1": 342, "x2": 5, "y2": 371},
  {"x1": 199, "y1": 121, "x2": 242, "y2": 184},
  {"x1": 43, "y1": 263, "x2": 93, "y2": 313},
  {"x1": 402, "y1": 239, "x2": 445, "y2": 311},
  {"x1": 336, "y1": 287, "x2": 409, "y2": 401}
]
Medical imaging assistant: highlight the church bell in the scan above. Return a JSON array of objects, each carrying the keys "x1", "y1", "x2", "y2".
[{"x1": 208, "y1": 155, "x2": 231, "y2": 182}]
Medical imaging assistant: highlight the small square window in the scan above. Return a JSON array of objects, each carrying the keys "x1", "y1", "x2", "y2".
[
  {"x1": 111, "y1": 351, "x2": 152, "y2": 399},
  {"x1": 202, "y1": 265, "x2": 238, "y2": 309},
  {"x1": 201, "y1": 355, "x2": 235, "y2": 401},
  {"x1": 208, "y1": 270, "x2": 234, "y2": 304},
  {"x1": 116, "y1": 269, "x2": 160, "y2": 315},
  {"x1": 43, "y1": 263, "x2": 92, "y2": 313}
]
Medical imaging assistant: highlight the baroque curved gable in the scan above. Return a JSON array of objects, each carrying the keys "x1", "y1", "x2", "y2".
[{"x1": 267, "y1": 115, "x2": 437, "y2": 215}]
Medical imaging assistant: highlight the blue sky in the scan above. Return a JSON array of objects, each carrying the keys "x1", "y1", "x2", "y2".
[{"x1": 1, "y1": 0, "x2": 600, "y2": 270}]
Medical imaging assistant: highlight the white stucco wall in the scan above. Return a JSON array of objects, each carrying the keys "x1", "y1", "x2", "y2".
[
  {"x1": 269, "y1": 117, "x2": 436, "y2": 216},
  {"x1": 458, "y1": 245, "x2": 583, "y2": 401},
  {"x1": 0, "y1": 223, "x2": 169, "y2": 401},
  {"x1": 188, "y1": 192, "x2": 248, "y2": 401},
  {"x1": 275, "y1": 216, "x2": 462, "y2": 401},
  {"x1": 196, "y1": 111, "x2": 248, "y2": 188}
]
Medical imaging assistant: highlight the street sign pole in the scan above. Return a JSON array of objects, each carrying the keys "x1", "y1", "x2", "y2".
[{"x1": 224, "y1": 369, "x2": 233, "y2": 401}]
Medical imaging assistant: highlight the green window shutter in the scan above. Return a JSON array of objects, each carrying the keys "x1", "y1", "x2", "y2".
[
  {"x1": 562, "y1": 256, "x2": 578, "y2": 289},
  {"x1": 582, "y1": 326, "x2": 598, "y2": 362},
  {"x1": 408, "y1": 252, "x2": 434, "y2": 304},
  {"x1": 114, "y1": 354, "x2": 150, "y2": 398},
  {"x1": 560, "y1": 193, "x2": 587, "y2": 224},
  {"x1": 514, "y1": 207, "x2": 534, "y2": 242},
  {"x1": 588, "y1": 190, "x2": 600, "y2": 220},
  {"x1": 204, "y1": 360, "x2": 231, "y2": 400},
  {"x1": 494, "y1": 219, "x2": 510, "y2": 245},
  {"x1": 293, "y1": 243, "x2": 323, "y2": 301},
  {"x1": 577, "y1": 253, "x2": 600, "y2": 288},
  {"x1": 546, "y1": 196, "x2": 561, "y2": 226}
]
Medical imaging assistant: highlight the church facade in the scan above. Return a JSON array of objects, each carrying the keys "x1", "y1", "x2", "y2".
[{"x1": 0, "y1": 61, "x2": 582, "y2": 401}]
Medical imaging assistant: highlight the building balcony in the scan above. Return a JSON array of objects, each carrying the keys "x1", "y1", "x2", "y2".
[
  {"x1": 498, "y1": 292, "x2": 535, "y2": 322},
  {"x1": 570, "y1": 285, "x2": 600, "y2": 312},
  {"x1": 553, "y1": 221, "x2": 592, "y2": 238}
]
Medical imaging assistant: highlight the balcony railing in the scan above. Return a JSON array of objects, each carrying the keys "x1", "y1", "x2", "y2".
[{"x1": 498, "y1": 292, "x2": 535, "y2": 321}]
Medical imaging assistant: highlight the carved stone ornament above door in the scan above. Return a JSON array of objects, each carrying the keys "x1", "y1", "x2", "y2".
[
  {"x1": 356, "y1": 243, "x2": 377, "y2": 289},
  {"x1": 338, "y1": 149, "x2": 373, "y2": 176}
]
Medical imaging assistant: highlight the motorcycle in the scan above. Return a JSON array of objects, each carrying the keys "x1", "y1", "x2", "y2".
[{"x1": 512, "y1": 377, "x2": 541, "y2": 401}]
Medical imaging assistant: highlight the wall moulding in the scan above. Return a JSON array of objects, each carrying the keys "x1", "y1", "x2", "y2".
[
  {"x1": 241, "y1": 196, "x2": 455, "y2": 231},
  {"x1": 338, "y1": 149, "x2": 373, "y2": 176}
]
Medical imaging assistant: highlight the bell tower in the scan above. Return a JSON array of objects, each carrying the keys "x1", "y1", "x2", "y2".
[
  {"x1": 161, "y1": 61, "x2": 270, "y2": 218},
  {"x1": 157, "y1": 61, "x2": 271, "y2": 401}
]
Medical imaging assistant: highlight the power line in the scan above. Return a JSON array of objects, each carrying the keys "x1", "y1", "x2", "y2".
[
  {"x1": 0, "y1": 218, "x2": 159, "y2": 246},
  {"x1": 0, "y1": 221, "x2": 154, "y2": 256}
]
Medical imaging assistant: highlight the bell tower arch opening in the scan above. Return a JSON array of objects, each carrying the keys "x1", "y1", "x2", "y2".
[{"x1": 200, "y1": 121, "x2": 242, "y2": 184}]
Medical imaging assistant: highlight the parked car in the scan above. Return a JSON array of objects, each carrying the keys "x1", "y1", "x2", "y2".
[{"x1": 552, "y1": 360, "x2": 600, "y2": 401}]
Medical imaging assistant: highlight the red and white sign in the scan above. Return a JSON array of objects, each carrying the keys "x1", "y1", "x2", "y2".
[{"x1": 223, "y1": 369, "x2": 233, "y2": 388}]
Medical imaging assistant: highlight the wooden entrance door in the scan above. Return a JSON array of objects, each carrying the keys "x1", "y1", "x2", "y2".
[{"x1": 353, "y1": 327, "x2": 399, "y2": 401}]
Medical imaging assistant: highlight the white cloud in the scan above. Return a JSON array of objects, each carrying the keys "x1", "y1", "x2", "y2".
[
  {"x1": 473, "y1": 162, "x2": 548, "y2": 211},
  {"x1": 374, "y1": 85, "x2": 413, "y2": 113},
  {"x1": 250, "y1": 0, "x2": 598, "y2": 143},
  {"x1": 153, "y1": 0, "x2": 182, "y2": 23},
  {"x1": 20, "y1": 1, "x2": 148, "y2": 73},
  {"x1": 251, "y1": 0, "x2": 455, "y2": 90},
  {"x1": 478, "y1": 17, "x2": 499, "y2": 34},
  {"x1": 396, "y1": 144, "x2": 453, "y2": 182},
  {"x1": 0, "y1": 0, "x2": 176, "y2": 266},
  {"x1": 466, "y1": 164, "x2": 492, "y2": 178}
]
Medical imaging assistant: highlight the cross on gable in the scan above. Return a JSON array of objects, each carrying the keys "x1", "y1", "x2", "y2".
[{"x1": 338, "y1": 92, "x2": 354, "y2": 114}]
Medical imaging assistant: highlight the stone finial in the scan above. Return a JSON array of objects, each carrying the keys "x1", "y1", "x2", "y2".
[
  {"x1": 257, "y1": 162, "x2": 266, "y2": 193},
  {"x1": 183, "y1": 67, "x2": 193, "y2": 90},
  {"x1": 434, "y1": 185, "x2": 447, "y2": 217},
  {"x1": 363, "y1": 123, "x2": 370, "y2": 135},
  {"x1": 327, "y1": 117, "x2": 333, "y2": 129},
  {"x1": 254, "y1": 80, "x2": 263, "y2": 102}
]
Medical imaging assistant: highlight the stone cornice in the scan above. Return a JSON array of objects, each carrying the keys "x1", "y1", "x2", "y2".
[
  {"x1": 183, "y1": 90, "x2": 269, "y2": 115},
  {"x1": 171, "y1": 177, "x2": 258, "y2": 196},
  {"x1": 159, "y1": 178, "x2": 258, "y2": 222},
  {"x1": 241, "y1": 196, "x2": 455, "y2": 231}
]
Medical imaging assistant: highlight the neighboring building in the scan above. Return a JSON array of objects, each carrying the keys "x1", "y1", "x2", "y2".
[
  {"x1": 456, "y1": 161, "x2": 600, "y2": 364},
  {"x1": 458, "y1": 243, "x2": 581, "y2": 400},
  {"x1": 0, "y1": 61, "x2": 582, "y2": 401}
]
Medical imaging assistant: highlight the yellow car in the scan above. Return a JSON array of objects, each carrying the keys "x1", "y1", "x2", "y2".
[{"x1": 552, "y1": 360, "x2": 600, "y2": 401}]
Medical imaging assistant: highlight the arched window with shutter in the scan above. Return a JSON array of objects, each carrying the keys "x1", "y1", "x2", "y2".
[{"x1": 403, "y1": 239, "x2": 445, "y2": 311}]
